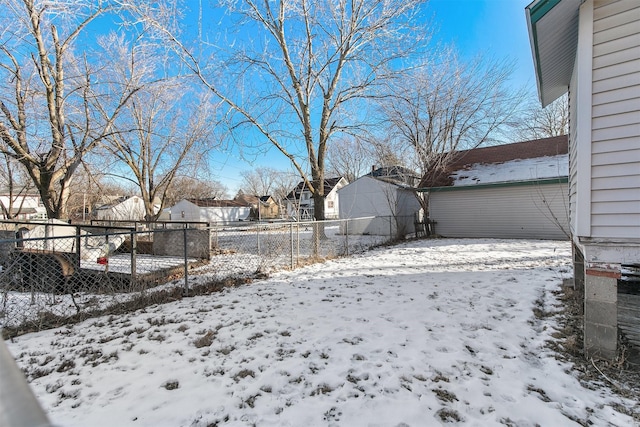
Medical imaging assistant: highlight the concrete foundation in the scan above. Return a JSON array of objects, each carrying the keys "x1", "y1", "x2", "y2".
[
  {"x1": 583, "y1": 265, "x2": 619, "y2": 360},
  {"x1": 153, "y1": 228, "x2": 211, "y2": 260}
]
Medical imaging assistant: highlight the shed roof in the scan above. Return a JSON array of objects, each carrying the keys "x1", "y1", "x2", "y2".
[
  {"x1": 419, "y1": 135, "x2": 568, "y2": 188},
  {"x1": 285, "y1": 177, "x2": 346, "y2": 200},
  {"x1": 188, "y1": 198, "x2": 246, "y2": 208}
]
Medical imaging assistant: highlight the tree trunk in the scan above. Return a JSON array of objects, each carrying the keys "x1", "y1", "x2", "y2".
[{"x1": 312, "y1": 192, "x2": 325, "y2": 221}]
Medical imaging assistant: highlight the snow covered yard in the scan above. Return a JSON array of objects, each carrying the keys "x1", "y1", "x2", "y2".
[{"x1": 6, "y1": 238, "x2": 638, "y2": 426}]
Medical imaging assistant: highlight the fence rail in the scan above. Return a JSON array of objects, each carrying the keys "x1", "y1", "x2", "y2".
[{"x1": 0, "y1": 216, "x2": 412, "y2": 338}]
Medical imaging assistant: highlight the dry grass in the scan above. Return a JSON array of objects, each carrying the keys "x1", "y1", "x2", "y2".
[{"x1": 545, "y1": 283, "x2": 640, "y2": 421}]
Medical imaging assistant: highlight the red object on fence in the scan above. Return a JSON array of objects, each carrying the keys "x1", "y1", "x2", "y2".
[{"x1": 96, "y1": 257, "x2": 108, "y2": 265}]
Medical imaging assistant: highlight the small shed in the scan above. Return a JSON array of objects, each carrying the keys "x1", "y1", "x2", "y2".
[
  {"x1": 170, "y1": 199, "x2": 251, "y2": 223},
  {"x1": 338, "y1": 170, "x2": 422, "y2": 237},
  {"x1": 419, "y1": 136, "x2": 570, "y2": 240}
]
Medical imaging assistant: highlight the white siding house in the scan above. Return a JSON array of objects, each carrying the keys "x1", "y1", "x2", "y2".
[
  {"x1": 338, "y1": 175, "x2": 422, "y2": 237},
  {"x1": 0, "y1": 192, "x2": 46, "y2": 220},
  {"x1": 170, "y1": 199, "x2": 251, "y2": 223},
  {"x1": 420, "y1": 136, "x2": 570, "y2": 240},
  {"x1": 94, "y1": 196, "x2": 154, "y2": 221},
  {"x1": 285, "y1": 177, "x2": 348, "y2": 220},
  {"x1": 527, "y1": 0, "x2": 640, "y2": 359}
]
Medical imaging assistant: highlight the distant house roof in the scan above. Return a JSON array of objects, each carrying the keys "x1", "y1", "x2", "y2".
[
  {"x1": 367, "y1": 165, "x2": 420, "y2": 187},
  {"x1": 285, "y1": 177, "x2": 346, "y2": 200},
  {"x1": 188, "y1": 198, "x2": 246, "y2": 208},
  {"x1": 258, "y1": 195, "x2": 277, "y2": 205},
  {"x1": 419, "y1": 135, "x2": 569, "y2": 188},
  {"x1": 95, "y1": 196, "x2": 132, "y2": 210},
  {"x1": 0, "y1": 190, "x2": 40, "y2": 197},
  {"x1": 4, "y1": 207, "x2": 37, "y2": 215}
]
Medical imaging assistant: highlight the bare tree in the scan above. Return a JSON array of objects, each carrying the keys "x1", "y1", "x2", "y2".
[
  {"x1": 0, "y1": 0, "x2": 148, "y2": 219},
  {"x1": 0, "y1": 148, "x2": 38, "y2": 219},
  {"x1": 326, "y1": 137, "x2": 376, "y2": 183},
  {"x1": 513, "y1": 94, "x2": 568, "y2": 141},
  {"x1": 368, "y1": 137, "x2": 408, "y2": 170},
  {"x1": 163, "y1": 176, "x2": 228, "y2": 208},
  {"x1": 381, "y1": 51, "x2": 525, "y2": 188},
  {"x1": 95, "y1": 34, "x2": 219, "y2": 221},
  {"x1": 64, "y1": 163, "x2": 130, "y2": 221},
  {"x1": 240, "y1": 167, "x2": 289, "y2": 197},
  {"x1": 143, "y1": 0, "x2": 429, "y2": 221}
]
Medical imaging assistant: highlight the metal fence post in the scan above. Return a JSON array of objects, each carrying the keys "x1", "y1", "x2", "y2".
[
  {"x1": 130, "y1": 230, "x2": 137, "y2": 290},
  {"x1": 256, "y1": 223, "x2": 260, "y2": 256},
  {"x1": 75, "y1": 225, "x2": 81, "y2": 269},
  {"x1": 345, "y1": 219, "x2": 349, "y2": 256},
  {"x1": 104, "y1": 234, "x2": 110, "y2": 274},
  {"x1": 183, "y1": 228, "x2": 189, "y2": 296},
  {"x1": 296, "y1": 222, "x2": 300, "y2": 265},
  {"x1": 290, "y1": 222, "x2": 294, "y2": 269}
]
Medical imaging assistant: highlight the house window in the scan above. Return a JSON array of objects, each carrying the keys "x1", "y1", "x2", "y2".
[
  {"x1": 328, "y1": 201, "x2": 334, "y2": 208},
  {"x1": 181, "y1": 211, "x2": 185, "y2": 219}
]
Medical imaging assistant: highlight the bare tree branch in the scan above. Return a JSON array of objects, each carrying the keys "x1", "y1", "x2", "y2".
[{"x1": 137, "y1": 0, "x2": 429, "y2": 220}]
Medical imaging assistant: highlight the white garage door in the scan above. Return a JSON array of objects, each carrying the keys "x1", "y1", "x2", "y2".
[{"x1": 429, "y1": 182, "x2": 569, "y2": 240}]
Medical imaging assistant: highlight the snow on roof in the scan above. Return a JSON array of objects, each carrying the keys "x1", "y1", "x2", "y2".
[
  {"x1": 419, "y1": 135, "x2": 569, "y2": 188},
  {"x1": 451, "y1": 153, "x2": 568, "y2": 186}
]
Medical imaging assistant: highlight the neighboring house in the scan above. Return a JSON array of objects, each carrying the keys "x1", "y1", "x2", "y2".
[
  {"x1": 526, "y1": 0, "x2": 640, "y2": 359},
  {"x1": 170, "y1": 198, "x2": 251, "y2": 223},
  {"x1": 0, "y1": 191, "x2": 47, "y2": 220},
  {"x1": 338, "y1": 167, "x2": 422, "y2": 237},
  {"x1": 257, "y1": 196, "x2": 280, "y2": 220},
  {"x1": 94, "y1": 196, "x2": 157, "y2": 221},
  {"x1": 284, "y1": 177, "x2": 348, "y2": 220},
  {"x1": 418, "y1": 136, "x2": 569, "y2": 240},
  {"x1": 234, "y1": 194, "x2": 280, "y2": 220}
]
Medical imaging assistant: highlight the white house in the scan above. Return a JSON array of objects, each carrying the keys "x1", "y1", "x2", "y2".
[
  {"x1": 419, "y1": 136, "x2": 570, "y2": 240},
  {"x1": 0, "y1": 191, "x2": 47, "y2": 220},
  {"x1": 526, "y1": 0, "x2": 640, "y2": 359},
  {"x1": 170, "y1": 199, "x2": 251, "y2": 223},
  {"x1": 285, "y1": 177, "x2": 348, "y2": 220},
  {"x1": 338, "y1": 168, "x2": 422, "y2": 237},
  {"x1": 94, "y1": 196, "x2": 156, "y2": 221}
]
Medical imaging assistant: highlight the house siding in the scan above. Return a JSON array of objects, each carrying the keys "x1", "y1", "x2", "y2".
[
  {"x1": 591, "y1": 0, "x2": 640, "y2": 239},
  {"x1": 569, "y1": 69, "x2": 579, "y2": 237},
  {"x1": 170, "y1": 200, "x2": 201, "y2": 222},
  {"x1": 339, "y1": 177, "x2": 396, "y2": 218},
  {"x1": 429, "y1": 182, "x2": 569, "y2": 240}
]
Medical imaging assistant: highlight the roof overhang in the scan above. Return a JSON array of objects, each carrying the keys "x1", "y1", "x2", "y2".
[
  {"x1": 416, "y1": 177, "x2": 569, "y2": 193},
  {"x1": 526, "y1": 0, "x2": 582, "y2": 107}
]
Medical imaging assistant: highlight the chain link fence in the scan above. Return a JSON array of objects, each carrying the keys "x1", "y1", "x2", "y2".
[{"x1": 1, "y1": 216, "x2": 412, "y2": 338}]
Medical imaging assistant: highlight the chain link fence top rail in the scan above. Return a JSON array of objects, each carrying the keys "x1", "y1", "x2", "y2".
[{"x1": 1, "y1": 216, "x2": 413, "y2": 338}]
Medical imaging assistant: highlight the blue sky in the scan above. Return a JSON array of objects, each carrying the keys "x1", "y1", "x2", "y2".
[{"x1": 210, "y1": 0, "x2": 537, "y2": 195}]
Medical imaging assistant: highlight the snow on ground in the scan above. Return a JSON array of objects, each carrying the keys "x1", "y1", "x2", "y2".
[{"x1": 6, "y1": 238, "x2": 638, "y2": 426}]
